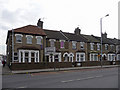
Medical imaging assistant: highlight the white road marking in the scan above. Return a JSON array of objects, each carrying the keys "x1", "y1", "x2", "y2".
[
  {"x1": 18, "y1": 86, "x2": 27, "y2": 88},
  {"x1": 61, "y1": 75, "x2": 103, "y2": 83}
]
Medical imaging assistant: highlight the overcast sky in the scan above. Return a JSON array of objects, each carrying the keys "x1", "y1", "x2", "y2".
[{"x1": 0, "y1": 0, "x2": 119, "y2": 55}]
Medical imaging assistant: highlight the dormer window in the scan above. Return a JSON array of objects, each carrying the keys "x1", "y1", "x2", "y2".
[
  {"x1": 15, "y1": 34, "x2": 23, "y2": 43},
  {"x1": 26, "y1": 35, "x2": 33, "y2": 44},
  {"x1": 36, "y1": 36, "x2": 43, "y2": 45}
]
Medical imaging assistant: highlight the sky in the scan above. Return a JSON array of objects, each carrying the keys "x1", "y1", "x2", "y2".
[{"x1": 0, "y1": 0, "x2": 119, "y2": 55}]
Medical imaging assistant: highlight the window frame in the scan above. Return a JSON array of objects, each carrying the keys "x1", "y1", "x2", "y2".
[
  {"x1": 15, "y1": 34, "x2": 23, "y2": 43},
  {"x1": 49, "y1": 39, "x2": 56, "y2": 47},
  {"x1": 80, "y1": 42, "x2": 85, "y2": 50},
  {"x1": 36, "y1": 36, "x2": 43, "y2": 45},
  {"x1": 105, "y1": 44, "x2": 109, "y2": 50},
  {"x1": 60, "y1": 40, "x2": 65, "y2": 48},
  {"x1": 97, "y1": 43, "x2": 100, "y2": 50},
  {"x1": 76, "y1": 53, "x2": 85, "y2": 62},
  {"x1": 90, "y1": 43, "x2": 94, "y2": 50},
  {"x1": 26, "y1": 35, "x2": 33, "y2": 44},
  {"x1": 72, "y1": 41, "x2": 77, "y2": 49}
]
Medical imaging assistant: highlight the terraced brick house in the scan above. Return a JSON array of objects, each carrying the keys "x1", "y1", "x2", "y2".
[
  {"x1": 83, "y1": 35, "x2": 101, "y2": 61},
  {"x1": 61, "y1": 27, "x2": 88, "y2": 62},
  {"x1": 6, "y1": 19, "x2": 120, "y2": 70},
  {"x1": 6, "y1": 19, "x2": 46, "y2": 68},
  {"x1": 93, "y1": 32, "x2": 117, "y2": 61}
]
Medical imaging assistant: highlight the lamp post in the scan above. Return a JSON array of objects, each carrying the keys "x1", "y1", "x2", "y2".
[{"x1": 100, "y1": 14, "x2": 109, "y2": 67}]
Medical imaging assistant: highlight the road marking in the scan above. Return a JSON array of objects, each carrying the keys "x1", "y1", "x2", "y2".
[
  {"x1": 61, "y1": 75, "x2": 103, "y2": 83},
  {"x1": 18, "y1": 86, "x2": 27, "y2": 88}
]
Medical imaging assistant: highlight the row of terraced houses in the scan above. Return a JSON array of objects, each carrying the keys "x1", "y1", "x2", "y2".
[{"x1": 6, "y1": 19, "x2": 120, "y2": 70}]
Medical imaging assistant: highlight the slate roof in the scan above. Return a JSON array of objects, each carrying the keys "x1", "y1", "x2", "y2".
[
  {"x1": 62, "y1": 32, "x2": 88, "y2": 42},
  {"x1": 44, "y1": 30, "x2": 68, "y2": 40},
  {"x1": 92, "y1": 35, "x2": 114, "y2": 44},
  {"x1": 108, "y1": 38, "x2": 120, "y2": 45},
  {"x1": 82, "y1": 35, "x2": 100, "y2": 43}
]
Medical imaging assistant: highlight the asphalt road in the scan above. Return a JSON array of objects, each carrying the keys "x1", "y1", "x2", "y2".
[{"x1": 2, "y1": 67, "x2": 119, "y2": 88}]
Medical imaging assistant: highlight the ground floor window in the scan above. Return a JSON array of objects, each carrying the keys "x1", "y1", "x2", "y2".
[
  {"x1": 117, "y1": 54, "x2": 120, "y2": 61},
  {"x1": 19, "y1": 50, "x2": 39, "y2": 63},
  {"x1": 76, "y1": 53, "x2": 85, "y2": 62},
  {"x1": 46, "y1": 53, "x2": 61, "y2": 62},
  {"x1": 90, "y1": 53, "x2": 98, "y2": 61},
  {"x1": 108, "y1": 54, "x2": 115, "y2": 61}
]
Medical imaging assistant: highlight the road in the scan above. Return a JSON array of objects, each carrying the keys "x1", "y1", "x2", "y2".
[{"x1": 2, "y1": 67, "x2": 119, "y2": 88}]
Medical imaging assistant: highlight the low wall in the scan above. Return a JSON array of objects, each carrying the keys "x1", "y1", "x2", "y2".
[
  {"x1": 10, "y1": 62, "x2": 73, "y2": 70},
  {"x1": 10, "y1": 61, "x2": 120, "y2": 70},
  {"x1": 75, "y1": 61, "x2": 119, "y2": 67}
]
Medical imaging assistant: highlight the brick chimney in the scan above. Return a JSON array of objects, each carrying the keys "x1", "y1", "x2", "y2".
[
  {"x1": 74, "y1": 27, "x2": 81, "y2": 35},
  {"x1": 37, "y1": 19, "x2": 43, "y2": 29},
  {"x1": 102, "y1": 32, "x2": 107, "y2": 38}
]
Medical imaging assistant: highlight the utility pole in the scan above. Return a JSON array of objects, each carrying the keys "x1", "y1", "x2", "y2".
[{"x1": 100, "y1": 14, "x2": 109, "y2": 67}]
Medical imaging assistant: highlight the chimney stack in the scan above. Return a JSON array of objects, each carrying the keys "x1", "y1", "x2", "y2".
[
  {"x1": 102, "y1": 32, "x2": 107, "y2": 38},
  {"x1": 74, "y1": 27, "x2": 81, "y2": 35},
  {"x1": 37, "y1": 19, "x2": 43, "y2": 29}
]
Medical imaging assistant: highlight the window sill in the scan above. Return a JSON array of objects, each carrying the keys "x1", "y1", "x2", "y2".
[
  {"x1": 26, "y1": 43, "x2": 32, "y2": 44},
  {"x1": 16, "y1": 42, "x2": 22, "y2": 43}
]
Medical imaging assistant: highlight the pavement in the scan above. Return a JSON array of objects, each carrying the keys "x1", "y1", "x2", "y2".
[{"x1": 1, "y1": 64, "x2": 119, "y2": 75}]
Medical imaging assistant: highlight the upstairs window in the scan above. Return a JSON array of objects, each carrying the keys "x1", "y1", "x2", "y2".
[
  {"x1": 72, "y1": 41, "x2": 77, "y2": 49},
  {"x1": 110, "y1": 45, "x2": 114, "y2": 51},
  {"x1": 36, "y1": 36, "x2": 43, "y2": 45},
  {"x1": 15, "y1": 34, "x2": 23, "y2": 43},
  {"x1": 80, "y1": 42, "x2": 84, "y2": 50},
  {"x1": 105, "y1": 44, "x2": 108, "y2": 50},
  {"x1": 49, "y1": 39, "x2": 56, "y2": 47},
  {"x1": 26, "y1": 35, "x2": 33, "y2": 44},
  {"x1": 90, "y1": 43, "x2": 94, "y2": 50},
  {"x1": 97, "y1": 43, "x2": 100, "y2": 50},
  {"x1": 60, "y1": 40, "x2": 65, "y2": 48}
]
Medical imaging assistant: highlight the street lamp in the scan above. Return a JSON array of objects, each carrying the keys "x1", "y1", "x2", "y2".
[{"x1": 100, "y1": 14, "x2": 109, "y2": 67}]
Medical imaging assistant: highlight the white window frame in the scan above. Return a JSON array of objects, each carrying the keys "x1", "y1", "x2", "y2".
[
  {"x1": 107, "y1": 54, "x2": 115, "y2": 61},
  {"x1": 49, "y1": 39, "x2": 56, "y2": 47},
  {"x1": 90, "y1": 43, "x2": 94, "y2": 50},
  {"x1": 19, "y1": 50, "x2": 39, "y2": 63},
  {"x1": 36, "y1": 36, "x2": 43, "y2": 45},
  {"x1": 117, "y1": 54, "x2": 120, "y2": 61},
  {"x1": 105, "y1": 44, "x2": 108, "y2": 50},
  {"x1": 80, "y1": 42, "x2": 85, "y2": 50},
  {"x1": 69, "y1": 53, "x2": 74, "y2": 62},
  {"x1": 26, "y1": 35, "x2": 33, "y2": 44},
  {"x1": 72, "y1": 41, "x2": 77, "y2": 49},
  {"x1": 76, "y1": 53, "x2": 85, "y2": 62},
  {"x1": 63, "y1": 52, "x2": 69, "y2": 62},
  {"x1": 15, "y1": 34, "x2": 23, "y2": 43},
  {"x1": 110, "y1": 45, "x2": 114, "y2": 50},
  {"x1": 97, "y1": 43, "x2": 100, "y2": 50},
  {"x1": 90, "y1": 53, "x2": 98, "y2": 61}
]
